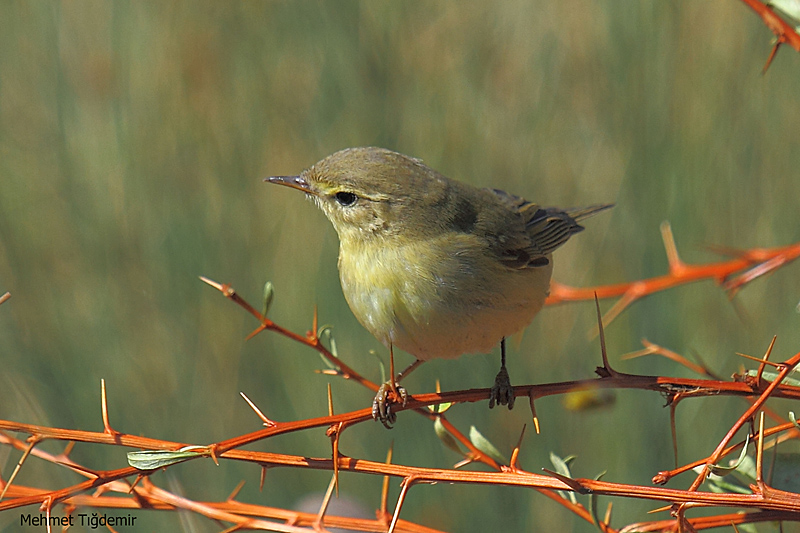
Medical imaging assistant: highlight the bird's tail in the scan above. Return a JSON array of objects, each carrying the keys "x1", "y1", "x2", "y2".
[{"x1": 564, "y1": 204, "x2": 614, "y2": 222}]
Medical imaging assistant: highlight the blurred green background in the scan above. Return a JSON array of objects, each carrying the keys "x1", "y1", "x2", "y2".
[{"x1": 1, "y1": 1, "x2": 799, "y2": 531}]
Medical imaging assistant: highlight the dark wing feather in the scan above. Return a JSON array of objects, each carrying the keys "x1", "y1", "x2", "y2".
[
  {"x1": 490, "y1": 189, "x2": 612, "y2": 268},
  {"x1": 524, "y1": 207, "x2": 586, "y2": 256}
]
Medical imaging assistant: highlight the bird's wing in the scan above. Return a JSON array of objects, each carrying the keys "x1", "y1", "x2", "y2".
[{"x1": 489, "y1": 189, "x2": 612, "y2": 269}]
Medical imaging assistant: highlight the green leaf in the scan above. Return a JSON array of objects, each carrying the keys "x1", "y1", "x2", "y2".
[
  {"x1": 708, "y1": 433, "x2": 750, "y2": 476},
  {"x1": 695, "y1": 454, "x2": 753, "y2": 495},
  {"x1": 549, "y1": 452, "x2": 578, "y2": 504},
  {"x1": 433, "y1": 417, "x2": 464, "y2": 455},
  {"x1": 127, "y1": 446, "x2": 208, "y2": 470},
  {"x1": 696, "y1": 467, "x2": 750, "y2": 494},
  {"x1": 790, "y1": 411, "x2": 800, "y2": 430},
  {"x1": 329, "y1": 335, "x2": 338, "y2": 358},
  {"x1": 734, "y1": 453, "x2": 757, "y2": 482},
  {"x1": 429, "y1": 402, "x2": 452, "y2": 414},
  {"x1": 316, "y1": 326, "x2": 340, "y2": 370},
  {"x1": 468, "y1": 426, "x2": 507, "y2": 465},
  {"x1": 589, "y1": 471, "x2": 607, "y2": 531},
  {"x1": 746, "y1": 369, "x2": 800, "y2": 387},
  {"x1": 549, "y1": 452, "x2": 574, "y2": 477},
  {"x1": 768, "y1": 0, "x2": 800, "y2": 22},
  {"x1": 261, "y1": 281, "x2": 275, "y2": 317}
]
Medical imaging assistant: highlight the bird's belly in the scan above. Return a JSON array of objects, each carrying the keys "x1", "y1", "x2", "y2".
[
  {"x1": 339, "y1": 243, "x2": 553, "y2": 361},
  {"x1": 395, "y1": 290, "x2": 549, "y2": 360}
]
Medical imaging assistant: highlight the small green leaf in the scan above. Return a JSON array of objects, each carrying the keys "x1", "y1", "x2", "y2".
[
  {"x1": 768, "y1": 0, "x2": 800, "y2": 22},
  {"x1": 695, "y1": 456, "x2": 752, "y2": 495},
  {"x1": 468, "y1": 426, "x2": 507, "y2": 465},
  {"x1": 734, "y1": 453, "x2": 757, "y2": 482},
  {"x1": 434, "y1": 418, "x2": 464, "y2": 455},
  {"x1": 550, "y1": 452, "x2": 577, "y2": 504},
  {"x1": 429, "y1": 401, "x2": 452, "y2": 414},
  {"x1": 329, "y1": 335, "x2": 338, "y2": 358},
  {"x1": 127, "y1": 446, "x2": 208, "y2": 470},
  {"x1": 316, "y1": 326, "x2": 340, "y2": 370},
  {"x1": 708, "y1": 433, "x2": 750, "y2": 476},
  {"x1": 317, "y1": 325, "x2": 335, "y2": 346},
  {"x1": 261, "y1": 281, "x2": 274, "y2": 317},
  {"x1": 695, "y1": 467, "x2": 750, "y2": 494},
  {"x1": 589, "y1": 471, "x2": 607, "y2": 531},
  {"x1": 549, "y1": 452, "x2": 573, "y2": 477},
  {"x1": 790, "y1": 411, "x2": 800, "y2": 430},
  {"x1": 746, "y1": 369, "x2": 800, "y2": 387}
]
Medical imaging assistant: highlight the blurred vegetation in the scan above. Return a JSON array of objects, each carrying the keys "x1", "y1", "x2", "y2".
[{"x1": 1, "y1": 1, "x2": 799, "y2": 531}]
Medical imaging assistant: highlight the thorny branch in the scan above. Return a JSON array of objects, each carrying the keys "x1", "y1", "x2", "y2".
[
  {"x1": 1, "y1": 235, "x2": 800, "y2": 531},
  {"x1": 736, "y1": 0, "x2": 800, "y2": 72}
]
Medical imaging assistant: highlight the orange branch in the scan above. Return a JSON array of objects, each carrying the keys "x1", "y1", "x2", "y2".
[
  {"x1": 739, "y1": 0, "x2": 800, "y2": 52},
  {"x1": 3, "y1": 239, "x2": 800, "y2": 531},
  {"x1": 547, "y1": 236, "x2": 800, "y2": 324}
]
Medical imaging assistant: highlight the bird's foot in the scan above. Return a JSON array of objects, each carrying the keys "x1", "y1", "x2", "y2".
[
  {"x1": 489, "y1": 365, "x2": 515, "y2": 409},
  {"x1": 372, "y1": 382, "x2": 408, "y2": 429}
]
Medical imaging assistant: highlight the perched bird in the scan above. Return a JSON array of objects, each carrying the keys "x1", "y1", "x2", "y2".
[{"x1": 267, "y1": 147, "x2": 612, "y2": 427}]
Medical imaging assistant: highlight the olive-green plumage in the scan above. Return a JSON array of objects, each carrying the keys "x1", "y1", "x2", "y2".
[{"x1": 268, "y1": 147, "x2": 611, "y2": 362}]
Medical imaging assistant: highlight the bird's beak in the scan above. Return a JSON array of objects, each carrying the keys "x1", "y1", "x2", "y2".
[{"x1": 264, "y1": 175, "x2": 315, "y2": 195}]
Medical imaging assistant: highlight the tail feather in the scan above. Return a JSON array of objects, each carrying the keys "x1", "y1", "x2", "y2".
[
  {"x1": 564, "y1": 204, "x2": 614, "y2": 222},
  {"x1": 522, "y1": 203, "x2": 613, "y2": 258}
]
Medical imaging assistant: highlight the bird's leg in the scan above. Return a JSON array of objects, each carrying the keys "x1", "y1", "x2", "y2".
[
  {"x1": 372, "y1": 345, "x2": 422, "y2": 429},
  {"x1": 489, "y1": 337, "x2": 515, "y2": 409}
]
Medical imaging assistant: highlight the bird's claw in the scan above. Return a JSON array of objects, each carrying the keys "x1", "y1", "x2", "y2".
[
  {"x1": 489, "y1": 365, "x2": 515, "y2": 409},
  {"x1": 372, "y1": 382, "x2": 408, "y2": 429}
]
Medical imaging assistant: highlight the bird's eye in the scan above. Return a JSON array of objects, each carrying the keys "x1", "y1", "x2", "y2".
[{"x1": 334, "y1": 191, "x2": 358, "y2": 206}]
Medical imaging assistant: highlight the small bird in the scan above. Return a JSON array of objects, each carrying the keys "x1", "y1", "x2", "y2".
[{"x1": 267, "y1": 147, "x2": 612, "y2": 428}]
